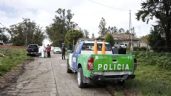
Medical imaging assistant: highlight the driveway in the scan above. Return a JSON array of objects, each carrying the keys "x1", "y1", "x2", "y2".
[{"x1": 0, "y1": 54, "x2": 111, "y2": 96}]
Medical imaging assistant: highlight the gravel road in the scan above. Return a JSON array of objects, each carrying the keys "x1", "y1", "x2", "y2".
[{"x1": 0, "y1": 54, "x2": 112, "y2": 96}]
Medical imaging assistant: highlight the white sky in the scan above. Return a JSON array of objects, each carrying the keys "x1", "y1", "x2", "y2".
[{"x1": 0, "y1": 0, "x2": 154, "y2": 38}]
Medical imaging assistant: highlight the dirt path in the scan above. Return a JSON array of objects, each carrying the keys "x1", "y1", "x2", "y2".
[{"x1": 0, "y1": 54, "x2": 111, "y2": 96}]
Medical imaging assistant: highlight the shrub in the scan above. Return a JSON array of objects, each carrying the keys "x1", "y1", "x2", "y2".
[{"x1": 134, "y1": 51, "x2": 171, "y2": 70}]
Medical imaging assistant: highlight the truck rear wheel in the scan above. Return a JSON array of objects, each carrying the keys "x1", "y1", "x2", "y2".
[{"x1": 77, "y1": 67, "x2": 86, "y2": 88}]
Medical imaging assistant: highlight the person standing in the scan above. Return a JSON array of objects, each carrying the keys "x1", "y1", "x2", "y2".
[
  {"x1": 62, "y1": 45, "x2": 66, "y2": 60},
  {"x1": 112, "y1": 46, "x2": 118, "y2": 54},
  {"x1": 46, "y1": 44, "x2": 51, "y2": 57}
]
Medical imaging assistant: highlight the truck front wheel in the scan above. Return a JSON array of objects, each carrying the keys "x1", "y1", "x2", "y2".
[
  {"x1": 67, "y1": 59, "x2": 72, "y2": 73},
  {"x1": 77, "y1": 67, "x2": 86, "y2": 88}
]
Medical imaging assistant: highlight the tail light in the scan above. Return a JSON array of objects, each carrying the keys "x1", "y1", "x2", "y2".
[{"x1": 87, "y1": 57, "x2": 94, "y2": 70}]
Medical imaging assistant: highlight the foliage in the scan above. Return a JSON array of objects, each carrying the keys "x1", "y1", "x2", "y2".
[
  {"x1": 104, "y1": 33, "x2": 114, "y2": 46},
  {"x1": 107, "y1": 26, "x2": 131, "y2": 35},
  {"x1": 107, "y1": 26, "x2": 117, "y2": 34},
  {"x1": 46, "y1": 8, "x2": 77, "y2": 47},
  {"x1": 140, "y1": 35, "x2": 149, "y2": 44},
  {"x1": 0, "y1": 27, "x2": 9, "y2": 43},
  {"x1": 1, "y1": 34, "x2": 9, "y2": 43},
  {"x1": 118, "y1": 28, "x2": 125, "y2": 33},
  {"x1": 133, "y1": 47, "x2": 147, "y2": 51},
  {"x1": 134, "y1": 51, "x2": 171, "y2": 70},
  {"x1": 123, "y1": 64, "x2": 171, "y2": 96},
  {"x1": 148, "y1": 26, "x2": 166, "y2": 52},
  {"x1": 136, "y1": 0, "x2": 171, "y2": 52},
  {"x1": 109, "y1": 51, "x2": 171, "y2": 96},
  {"x1": 7, "y1": 18, "x2": 44, "y2": 46},
  {"x1": 65, "y1": 30, "x2": 83, "y2": 49},
  {"x1": 0, "y1": 47, "x2": 29, "y2": 76},
  {"x1": 98, "y1": 17, "x2": 107, "y2": 36}
]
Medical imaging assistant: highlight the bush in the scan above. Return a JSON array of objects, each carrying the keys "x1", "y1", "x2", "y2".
[
  {"x1": 133, "y1": 47, "x2": 147, "y2": 51},
  {"x1": 0, "y1": 48, "x2": 28, "y2": 75},
  {"x1": 134, "y1": 51, "x2": 171, "y2": 70},
  {"x1": 104, "y1": 33, "x2": 114, "y2": 46}
]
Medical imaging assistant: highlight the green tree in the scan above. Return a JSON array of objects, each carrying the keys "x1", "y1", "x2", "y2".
[
  {"x1": 1, "y1": 34, "x2": 9, "y2": 43},
  {"x1": 46, "y1": 8, "x2": 76, "y2": 46},
  {"x1": 104, "y1": 33, "x2": 114, "y2": 46},
  {"x1": 118, "y1": 28, "x2": 125, "y2": 33},
  {"x1": 65, "y1": 30, "x2": 83, "y2": 49},
  {"x1": 136, "y1": 0, "x2": 171, "y2": 52},
  {"x1": 98, "y1": 17, "x2": 107, "y2": 36},
  {"x1": 108, "y1": 26, "x2": 118, "y2": 34},
  {"x1": 8, "y1": 18, "x2": 44, "y2": 46},
  {"x1": 148, "y1": 25, "x2": 166, "y2": 52}
]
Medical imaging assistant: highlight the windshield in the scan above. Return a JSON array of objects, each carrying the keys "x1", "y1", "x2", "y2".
[{"x1": 82, "y1": 43, "x2": 111, "y2": 51}]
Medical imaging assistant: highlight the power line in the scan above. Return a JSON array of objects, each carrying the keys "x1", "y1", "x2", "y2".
[
  {"x1": 87, "y1": 0, "x2": 129, "y2": 11},
  {"x1": 86, "y1": 0, "x2": 139, "y2": 13}
]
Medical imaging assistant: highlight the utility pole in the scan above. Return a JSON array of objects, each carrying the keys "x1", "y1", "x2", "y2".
[{"x1": 129, "y1": 10, "x2": 133, "y2": 51}]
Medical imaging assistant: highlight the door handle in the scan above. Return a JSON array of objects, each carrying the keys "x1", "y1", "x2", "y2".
[
  {"x1": 112, "y1": 59, "x2": 117, "y2": 63},
  {"x1": 113, "y1": 59, "x2": 117, "y2": 61}
]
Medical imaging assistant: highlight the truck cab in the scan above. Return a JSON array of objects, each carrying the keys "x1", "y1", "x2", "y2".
[{"x1": 67, "y1": 39, "x2": 137, "y2": 88}]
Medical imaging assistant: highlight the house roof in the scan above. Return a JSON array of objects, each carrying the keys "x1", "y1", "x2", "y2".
[{"x1": 112, "y1": 33, "x2": 139, "y2": 41}]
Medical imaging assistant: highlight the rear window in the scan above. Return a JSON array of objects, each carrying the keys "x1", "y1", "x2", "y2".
[
  {"x1": 28, "y1": 45, "x2": 38, "y2": 48},
  {"x1": 82, "y1": 43, "x2": 111, "y2": 51}
]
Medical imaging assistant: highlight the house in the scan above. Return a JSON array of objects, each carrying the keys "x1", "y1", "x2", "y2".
[{"x1": 112, "y1": 33, "x2": 140, "y2": 47}]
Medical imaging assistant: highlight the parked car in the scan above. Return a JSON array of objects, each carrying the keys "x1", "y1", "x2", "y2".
[
  {"x1": 0, "y1": 40, "x2": 4, "y2": 45},
  {"x1": 67, "y1": 39, "x2": 137, "y2": 88},
  {"x1": 27, "y1": 44, "x2": 39, "y2": 56},
  {"x1": 53, "y1": 47, "x2": 62, "y2": 54}
]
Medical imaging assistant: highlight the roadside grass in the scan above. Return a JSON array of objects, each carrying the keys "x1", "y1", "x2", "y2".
[
  {"x1": 111, "y1": 51, "x2": 171, "y2": 96},
  {"x1": 0, "y1": 47, "x2": 29, "y2": 76}
]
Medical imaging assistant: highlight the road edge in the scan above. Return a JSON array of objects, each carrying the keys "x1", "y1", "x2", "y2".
[{"x1": 0, "y1": 58, "x2": 34, "y2": 90}]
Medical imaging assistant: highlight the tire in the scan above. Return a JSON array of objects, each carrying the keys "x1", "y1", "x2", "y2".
[
  {"x1": 67, "y1": 59, "x2": 72, "y2": 73},
  {"x1": 77, "y1": 67, "x2": 86, "y2": 88}
]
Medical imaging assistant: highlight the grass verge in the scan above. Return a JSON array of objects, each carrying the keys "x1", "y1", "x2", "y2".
[
  {"x1": 108, "y1": 51, "x2": 171, "y2": 96},
  {"x1": 0, "y1": 47, "x2": 29, "y2": 76}
]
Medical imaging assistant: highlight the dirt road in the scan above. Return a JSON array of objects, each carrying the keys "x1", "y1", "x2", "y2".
[{"x1": 0, "y1": 54, "x2": 111, "y2": 96}]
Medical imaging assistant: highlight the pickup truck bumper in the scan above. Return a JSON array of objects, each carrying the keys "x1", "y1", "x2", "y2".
[
  {"x1": 27, "y1": 52, "x2": 39, "y2": 56},
  {"x1": 90, "y1": 71, "x2": 135, "y2": 81}
]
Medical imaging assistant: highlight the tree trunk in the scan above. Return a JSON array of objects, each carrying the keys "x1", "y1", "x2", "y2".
[{"x1": 165, "y1": 22, "x2": 171, "y2": 52}]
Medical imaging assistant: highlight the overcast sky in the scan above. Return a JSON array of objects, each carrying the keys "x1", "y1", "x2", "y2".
[{"x1": 0, "y1": 0, "x2": 154, "y2": 38}]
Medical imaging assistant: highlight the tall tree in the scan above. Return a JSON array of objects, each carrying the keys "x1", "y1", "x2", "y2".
[
  {"x1": 46, "y1": 8, "x2": 76, "y2": 46},
  {"x1": 118, "y1": 28, "x2": 125, "y2": 33},
  {"x1": 0, "y1": 27, "x2": 9, "y2": 43},
  {"x1": 136, "y1": 0, "x2": 171, "y2": 51},
  {"x1": 148, "y1": 25, "x2": 166, "y2": 51},
  {"x1": 8, "y1": 18, "x2": 44, "y2": 46},
  {"x1": 65, "y1": 30, "x2": 83, "y2": 49},
  {"x1": 98, "y1": 17, "x2": 107, "y2": 36},
  {"x1": 104, "y1": 33, "x2": 114, "y2": 46}
]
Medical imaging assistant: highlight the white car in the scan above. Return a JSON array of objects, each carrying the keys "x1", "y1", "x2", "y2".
[{"x1": 53, "y1": 47, "x2": 62, "y2": 54}]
